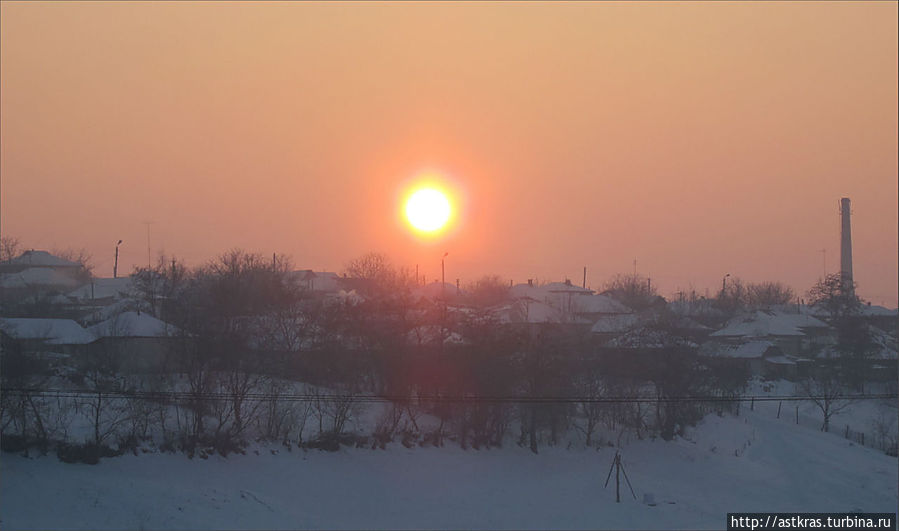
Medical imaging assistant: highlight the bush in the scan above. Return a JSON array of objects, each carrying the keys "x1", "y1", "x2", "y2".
[
  {"x1": 56, "y1": 443, "x2": 119, "y2": 464},
  {"x1": 1, "y1": 434, "x2": 29, "y2": 453},
  {"x1": 303, "y1": 431, "x2": 361, "y2": 452}
]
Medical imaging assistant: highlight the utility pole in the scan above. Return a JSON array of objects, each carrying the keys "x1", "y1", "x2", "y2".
[
  {"x1": 441, "y1": 252, "x2": 448, "y2": 298},
  {"x1": 113, "y1": 240, "x2": 122, "y2": 278},
  {"x1": 583, "y1": 266, "x2": 587, "y2": 289},
  {"x1": 142, "y1": 221, "x2": 154, "y2": 270}
]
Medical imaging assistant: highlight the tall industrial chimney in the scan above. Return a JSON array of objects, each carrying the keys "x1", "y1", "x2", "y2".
[{"x1": 840, "y1": 197, "x2": 853, "y2": 292}]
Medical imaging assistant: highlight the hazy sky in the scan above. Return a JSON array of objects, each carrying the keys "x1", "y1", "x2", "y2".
[{"x1": 2, "y1": 2, "x2": 897, "y2": 306}]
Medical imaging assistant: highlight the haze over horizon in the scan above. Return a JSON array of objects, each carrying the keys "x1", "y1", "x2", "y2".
[{"x1": 1, "y1": 2, "x2": 896, "y2": 306}]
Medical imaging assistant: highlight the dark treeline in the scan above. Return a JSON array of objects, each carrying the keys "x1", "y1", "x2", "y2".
[{"x1": 2, "y1": 249, "x2": 889, "y2": 461}]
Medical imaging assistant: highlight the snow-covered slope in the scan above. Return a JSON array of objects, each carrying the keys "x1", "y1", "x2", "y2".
[{"x1": 1, "y1": 407, "x2": 895, "y2": 530}]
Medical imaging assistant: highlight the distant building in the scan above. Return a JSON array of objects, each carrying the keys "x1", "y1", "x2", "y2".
[
  {"x1": 87, "y1": 311, "x2": 178, "y2": 373},
  {"x1": 0, "y1": 317, "x2": 95, "y2": 358}
]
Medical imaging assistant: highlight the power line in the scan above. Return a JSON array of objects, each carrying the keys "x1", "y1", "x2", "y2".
[{"x1": 4, "y1": 388, "x2": 896, "y2": 404}]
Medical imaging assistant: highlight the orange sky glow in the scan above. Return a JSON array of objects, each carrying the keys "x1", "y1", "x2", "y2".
[{"x1": 1, "y1": 2, "x2": 897, "y2": 305}]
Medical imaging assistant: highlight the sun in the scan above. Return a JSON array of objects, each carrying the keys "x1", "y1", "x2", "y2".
[{"x1": 405, "y1": 187, "x2": 452, "y2": 233}]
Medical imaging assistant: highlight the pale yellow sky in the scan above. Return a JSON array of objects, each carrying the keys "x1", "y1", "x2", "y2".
[{"x1": 1, "y1": 2, "x2": 897, "y2": 305}]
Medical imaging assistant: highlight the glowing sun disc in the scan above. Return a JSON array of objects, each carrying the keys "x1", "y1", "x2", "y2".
[{"x1": 405, "y1": 188, "x2": 451, "y2": 232}]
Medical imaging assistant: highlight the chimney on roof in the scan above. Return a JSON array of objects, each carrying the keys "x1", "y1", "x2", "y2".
[{"x1": 840, "y1": 197, "x2": 854, "y2": 294}]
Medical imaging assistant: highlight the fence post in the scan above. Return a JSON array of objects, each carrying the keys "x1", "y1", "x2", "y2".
[
  {"x1": 795, "y1": 405, "x2": 799, "y2": 425},
  {"x1": 776, "y1": 401, "x2": 782, "y2": 419}
]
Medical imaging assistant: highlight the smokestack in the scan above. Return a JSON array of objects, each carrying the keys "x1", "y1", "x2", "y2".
[{"x1": 840, "y1": 197, "x2": 853, "y2": 293}]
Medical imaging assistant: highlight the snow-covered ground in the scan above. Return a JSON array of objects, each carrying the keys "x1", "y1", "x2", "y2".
[{"x1": 2, "y1": 405, "x2": 896, "y2": 530}]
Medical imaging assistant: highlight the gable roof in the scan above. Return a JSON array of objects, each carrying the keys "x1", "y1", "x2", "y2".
[
  {"x1": 0, "y1": 267, "x2": 82, "y2": 289},
  {"x1": 0, "y1": 318, "x2": 95, "y2": 344},
  {"x1": 590, "y1": 313, "x2": 639, "y2": 334},
  {"x1": 6, "y1": 250, "x2": 81, "y2": 268},
  {"x1": 703, "y1": 340, "x2": 778, "y2": 359},
  {"x1": 88, "y1": 311, "x2": 176, "y2": 338},
  {"x1": 574, "y1": 294, "x2": 633, "y2": 314},
  {"x1": 606, "y1": 325, "x2": 698, "y2": 349},
  {"x1": 711, "y1": 310, "x2": 830, "y2": 339},
  {"x1": 67, "y1": 277, "x2": 133, "y2": 300}
]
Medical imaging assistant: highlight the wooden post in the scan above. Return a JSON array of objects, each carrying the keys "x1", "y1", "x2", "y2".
[
  {"x1": 615, "y1": 454, "x2": 621, "y2": 503},
  {"x1": 776, "y1": 401, "x2": 782, "y2": 419},
  {"x1": 795, "y1": 405, "x2": 799, "y2": 425}
]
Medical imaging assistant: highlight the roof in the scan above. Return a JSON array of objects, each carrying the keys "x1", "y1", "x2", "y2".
[
  {"x1": 590, "y1": 313, "x2": 639, "y2": 334},
  {"x1": 541, "y1": 281, "x2": 594, "y2": 294},
  {"x1": 0, "y1": 267, "x2": 82, "y2": 288},
  {"x1": 606, "y1": 326, "x2": 698, "y2": 349},
  {"x1": 67, "y1": 277, "x2": 133, "y2": 300},
  {"x1": 573, "y1": 294, "x2": 632, "y2": 314},
  {"x1": 703, "y1": 340, "x2": 777, "y2": 359},
  {"x1": 496, "y1": 299, "x2": 593, "y2": 324},
  {"x1": 5, "y1": 250, "x2": 82, "y2": 268},
  {"x1": 290, "y1": 270, "x2": 342, "y2": 292},
  {"x1": 711, "y1": 310, "x2": 830, "y2": 339},
  {"x1": 0, "y1": 318, "x2": 95, "y2": 344},
  {"x1": 88, "y1": 311, "x2": 176, "y2": 338},
  {"x1": 764, "y1": 355, "x2": 796, "y2": 365}
]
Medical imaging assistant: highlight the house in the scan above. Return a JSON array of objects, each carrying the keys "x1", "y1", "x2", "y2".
[
  {"x1": 0, "y1": 317, "x2": 95, "y2": 359},
  {"x1": 699, "y1": 340, "x2": 799, "y2": 380},
  {"x1": 87, "y1": 311, "x2": 178, "y2": 373},
  {"x1": 67, "y1": 277, "x2": 133, "y2": 305},
  {"x1": 590, "y1": 313, "x2": 639, "y2": 344},
  {"x1": 709, "y1": 310, "x2": 831, "y2": 357},
  {"x1": 290, "y1": 270, "x2": 343, "y2": 293}
]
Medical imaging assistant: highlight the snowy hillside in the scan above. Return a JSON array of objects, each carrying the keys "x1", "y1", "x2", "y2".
[{"x1": 2, "y1": 406, "x2": 895, "y2": 530}]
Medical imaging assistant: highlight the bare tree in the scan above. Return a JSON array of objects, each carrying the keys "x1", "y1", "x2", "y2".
[
  {"x1": 601, "y1": 274, "x2": 659, "y2": 311},
  {"x1": 0, "y1": 235, "x2": 21, "y2": 262},
  {"x1": 52, "y1": 247, "x2": 94, "y2": 284},
  {"x1": 746, "y1": 281, "x2": 795, "y2": 308},
  {"x1": 807, "y1": 273, "x2": 861, "y2": 321},
  {"x1": 465, "y1": 275, "x2": 510, "y2": 308},
  {"x1": 801, "y1": 374, "x2": 853, "y2": 432}
]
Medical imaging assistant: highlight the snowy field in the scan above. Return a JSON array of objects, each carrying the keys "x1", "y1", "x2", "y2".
[{"x1": 1, "y1": 406, "x2": 896, "y2": 530}]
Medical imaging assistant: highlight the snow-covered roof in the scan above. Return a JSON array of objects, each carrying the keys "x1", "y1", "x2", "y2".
[
  {"x1": 67, "y1": 277, "x2": 133, "y2": 300},
  {"x1": 510, "y1": 282, "x2": 594, "y2": 301},
  {"x1": 0, "y1": 267, "x2": 82, "y2": 288},
  {"x1": 764, "y1": 355, "x2": 796, "y2": 365},
  {"x1": 675, "y1": 316, "x2": 712, "y2": 331},
  {"x1": 606, "y1": 326, "x2": 698, "y2": 349},
  {"x1": 590, "y1": 313, "x2": 639, "y2": 334},
  {"x1": 573, "y1": 294, "x2": 632, "y2": 314},
  {"x1": 859, "y1": 304, "x2": 899, "y2": 317},
  {"x1": 88, "y1": 311, "x2": 176, "y2": 338},
  {"x1": 5, "y1": 250, "x2": 81, "y2": 268},
  {"x1": 0, "y1": 318, "x2": 95, "y2": 344},
  {"x1": 541, "y1": 282, "x2": 594, "y2": 294},
  {"x1": 711, "y1": 310, "x2": 829, "y2": 339},
  {"x1": 290, "y1": 270, "x2": 342, "y2": 292},
  {"x1": 703, "y1": 340, "x2": 776, "y2": 359}
]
